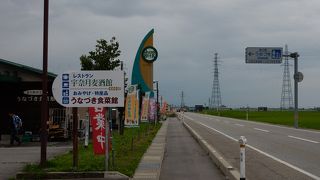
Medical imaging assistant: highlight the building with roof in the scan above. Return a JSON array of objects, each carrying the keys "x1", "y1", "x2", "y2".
[{"x1": 0, "y1": 58, "x2": 64, "y2": 137}]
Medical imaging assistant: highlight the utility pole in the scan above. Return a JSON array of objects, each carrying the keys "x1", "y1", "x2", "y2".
[{"x1": 40, "y1": 0, "x2": 49, "y2": 167}]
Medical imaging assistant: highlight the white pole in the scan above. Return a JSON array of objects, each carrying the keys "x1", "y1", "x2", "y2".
[{"x1": 239, "y1": 136, "x2": 247, "y2": 180}]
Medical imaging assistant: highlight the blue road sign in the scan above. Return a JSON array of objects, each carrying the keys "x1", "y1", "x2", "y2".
[{"x1": 246, "y1": 47, "x2": 283, "y2": 64}]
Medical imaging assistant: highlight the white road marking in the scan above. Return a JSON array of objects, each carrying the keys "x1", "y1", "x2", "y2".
[
  {"x1": 210, "y1": 118, "x2": 220, "y2": 122},
  {"x1": 254, "y1": 128, "x2": 270, "y2": 133},
  {"x1": 199, "y1": 113, "x2": 320, "y2": 134},
  {"x1": 182, "y1": 114, "x2": 320, "y2": 180},
  {"x1": 288, "y1": 135, "x2": 319, "y2": 144},
  {"x1": 235, "y1": 124, "x2": 244, "y2": 127}
]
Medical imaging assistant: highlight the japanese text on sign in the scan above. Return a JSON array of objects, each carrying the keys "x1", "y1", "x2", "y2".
[
  {"x1": 89, "y1": 107, "x2": 106, "y2": 155},
  {"x1": 52, "y1": 71, "x2": 124, "y2": 107},
  {"x1": 245, "y1": 47, "x2": 283, "y2": 64}
]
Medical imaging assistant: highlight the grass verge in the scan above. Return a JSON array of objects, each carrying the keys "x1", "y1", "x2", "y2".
[
  {"x1": 23, "y1": 122, "x2": 162, "y2": 177},
  {"x1": 202, "y1": 110, "x2": 320, "y2": 130}
]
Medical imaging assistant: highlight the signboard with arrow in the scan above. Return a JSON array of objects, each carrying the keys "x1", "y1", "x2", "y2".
[{"x1": 246, "y1": 47, "x2": 283, "y2": 64}]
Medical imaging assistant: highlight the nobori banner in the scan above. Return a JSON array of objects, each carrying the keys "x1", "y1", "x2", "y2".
[{"x1": 52, "y1": 71, "x2": 124, "y2": 107}]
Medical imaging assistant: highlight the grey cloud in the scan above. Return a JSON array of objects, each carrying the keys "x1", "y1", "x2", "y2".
[{"x1": 1, "y1": 0, "x2": 320, "y2": 107}]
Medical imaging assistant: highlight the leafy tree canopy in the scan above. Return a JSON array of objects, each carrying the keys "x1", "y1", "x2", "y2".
[{"x1": 80, "y1": 37, "x2": 121, "y2": 70}]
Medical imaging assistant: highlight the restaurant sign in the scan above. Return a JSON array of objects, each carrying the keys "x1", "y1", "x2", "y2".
[{"x1": 52, "y1": 71, "x2": 124, "y2": 107}]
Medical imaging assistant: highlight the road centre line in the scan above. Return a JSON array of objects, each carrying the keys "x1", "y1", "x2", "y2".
[
  {"x1": 288, "y1": 135, "x2": 319, "y2": 144},
  {"x1": 181, "y1": 114, "x2": 320, "y2": 180},
  {"x1": 235, "y1": 124, "x2": 244, "y2": 127},
  {"x1": 254, "y1": 128, "x2": 270, "y2": 133}
]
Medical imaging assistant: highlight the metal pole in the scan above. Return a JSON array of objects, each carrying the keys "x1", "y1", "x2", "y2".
[
  {"x1": 293, "y1": 53, "x2": 299, "y2": 128},
  {"x1": 105, "y1": 108, "x2": 109, "y2": 171},
  {"x1": 40, "y1": 0, "x2": 49, "y2": 167},
  {"x1": 156, "y1": 82, "x2": 159, "y2": 122},
  {"x1": 72, "y1": 107, "x2": 78, "y2": 168},
  {"x1": 120, "y1": 61, "x2": 125, "y2": 135},
  {"x1": 109, "y1": 108, "x2": 113, "y2": 168}
]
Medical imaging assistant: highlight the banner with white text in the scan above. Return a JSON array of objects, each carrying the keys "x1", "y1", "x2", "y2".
[{"x1": 89, "y1": 107, "x2": 112, "y2": 155}]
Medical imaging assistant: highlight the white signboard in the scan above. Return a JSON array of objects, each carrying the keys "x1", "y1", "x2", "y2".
[
  {"x1": 52, "y1": 71, "x2": 124, "y2": 107},
  {"x1": 246, "y1": 47, "x2": 283, "y2": 64}
]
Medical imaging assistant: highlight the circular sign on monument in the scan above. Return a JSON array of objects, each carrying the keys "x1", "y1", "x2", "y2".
[{"x1": 142, "y1": 46, "x2": 158, "y2": 63}]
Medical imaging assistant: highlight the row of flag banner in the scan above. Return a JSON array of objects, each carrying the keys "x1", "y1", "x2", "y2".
[
  {"x1": 124, "y1": 85, "x2": 158, "y2": 127},
  {"x1": 88, "y1": 85, "x2": 169, "y2": 155}
]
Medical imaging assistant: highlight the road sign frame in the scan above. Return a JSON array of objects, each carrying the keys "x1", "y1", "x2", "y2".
[
  {"x1": 52, "y1": 70, "x2": 124, "y2": 107},
  {"x1": 245, "y1": 47, "x2": 283, "y2": 64}
]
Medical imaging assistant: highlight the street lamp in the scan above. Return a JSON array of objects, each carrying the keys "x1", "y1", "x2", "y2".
[{"x1": 153, "y1": 81, "x2": 159, "y2": 122}]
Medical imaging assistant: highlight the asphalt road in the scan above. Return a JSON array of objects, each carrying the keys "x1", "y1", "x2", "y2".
[
  {"x1": 181, "y1": 112, "x2": 320, "y2": 180},
  {"x1": 160, "y1": 118, "x2": 224, "y2": 180},
  {"x1": 0, "y1": 144, "x2": 72, "y2": 180}
]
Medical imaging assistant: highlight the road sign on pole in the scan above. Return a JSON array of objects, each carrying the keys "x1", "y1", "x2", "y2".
[
  {"x1": 245, "y1": 47, "x2": 283, "y2": 64},
  {"x1": 52, "y1": 70, "x2": 124, "y2": 169}
]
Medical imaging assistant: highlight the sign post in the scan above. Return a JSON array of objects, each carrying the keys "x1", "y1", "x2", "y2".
[
  {"x1": 52, "y1": 70, "x2": 124, "y2": 170},
  {"x1": 72, "y1": 107, "x2": 78, "y2": 168},
  {"x1": 106, "y1": 109, "x2": 109, "y2": 171},
  {"x1": 245, "y1": 47, "x2": 303, "y2": 128},
  {"x1": 84, "y1": 112, "x2": 89, "y2": 148},
  {"x1": 290, "y1": 52, "x2": 301, "y2": 128}
]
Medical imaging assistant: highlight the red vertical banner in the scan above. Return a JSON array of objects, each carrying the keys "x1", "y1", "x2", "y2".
[{"x1": 89, "y1": 107, "x2": 106, "y2": 155}]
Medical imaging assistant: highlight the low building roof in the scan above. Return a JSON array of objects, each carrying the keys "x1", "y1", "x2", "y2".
[{"x1": 0, "y1": 58, "x2": 57, "y2": 79}]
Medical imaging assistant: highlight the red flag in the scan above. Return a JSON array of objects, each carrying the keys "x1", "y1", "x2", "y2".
[{"x1": 89, "y1": 107, "x2": 107, "y2": 155}]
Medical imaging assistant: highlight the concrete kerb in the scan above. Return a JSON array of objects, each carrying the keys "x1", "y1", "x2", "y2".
[
  {"x1": 177, "y1": 114, "x2": 241, "y2": 180},
  {"x1": 16, "y1": 171, "x2": 129, "y2": 180},
  {"x1": 132, "y1": 120, "x2": 168, "y2": 180}
]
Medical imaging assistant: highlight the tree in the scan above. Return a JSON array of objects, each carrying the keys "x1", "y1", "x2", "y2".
[
  {"x1": 80, "y1": 37, "x2": 121, "y2": 70},
  {"x1": 80, "y1": 37, "x2": 125, "y2": 135}
]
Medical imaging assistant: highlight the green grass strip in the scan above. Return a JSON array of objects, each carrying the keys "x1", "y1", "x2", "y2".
[
  {"x1": 23, "y1": 122, "x2": 162, "y2": 177},
  {"x1": 202, "y1": 110, "x2": 320, "y2": 130}
]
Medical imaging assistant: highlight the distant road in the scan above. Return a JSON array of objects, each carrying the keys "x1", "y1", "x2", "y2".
[{"x1": 181, "y1": 112, "x2": 320, "y2": 180}]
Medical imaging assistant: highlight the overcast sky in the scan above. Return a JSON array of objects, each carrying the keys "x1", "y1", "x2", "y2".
[{"x1": 1, "y1": 0, "x2": 320, "y2": 108}]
